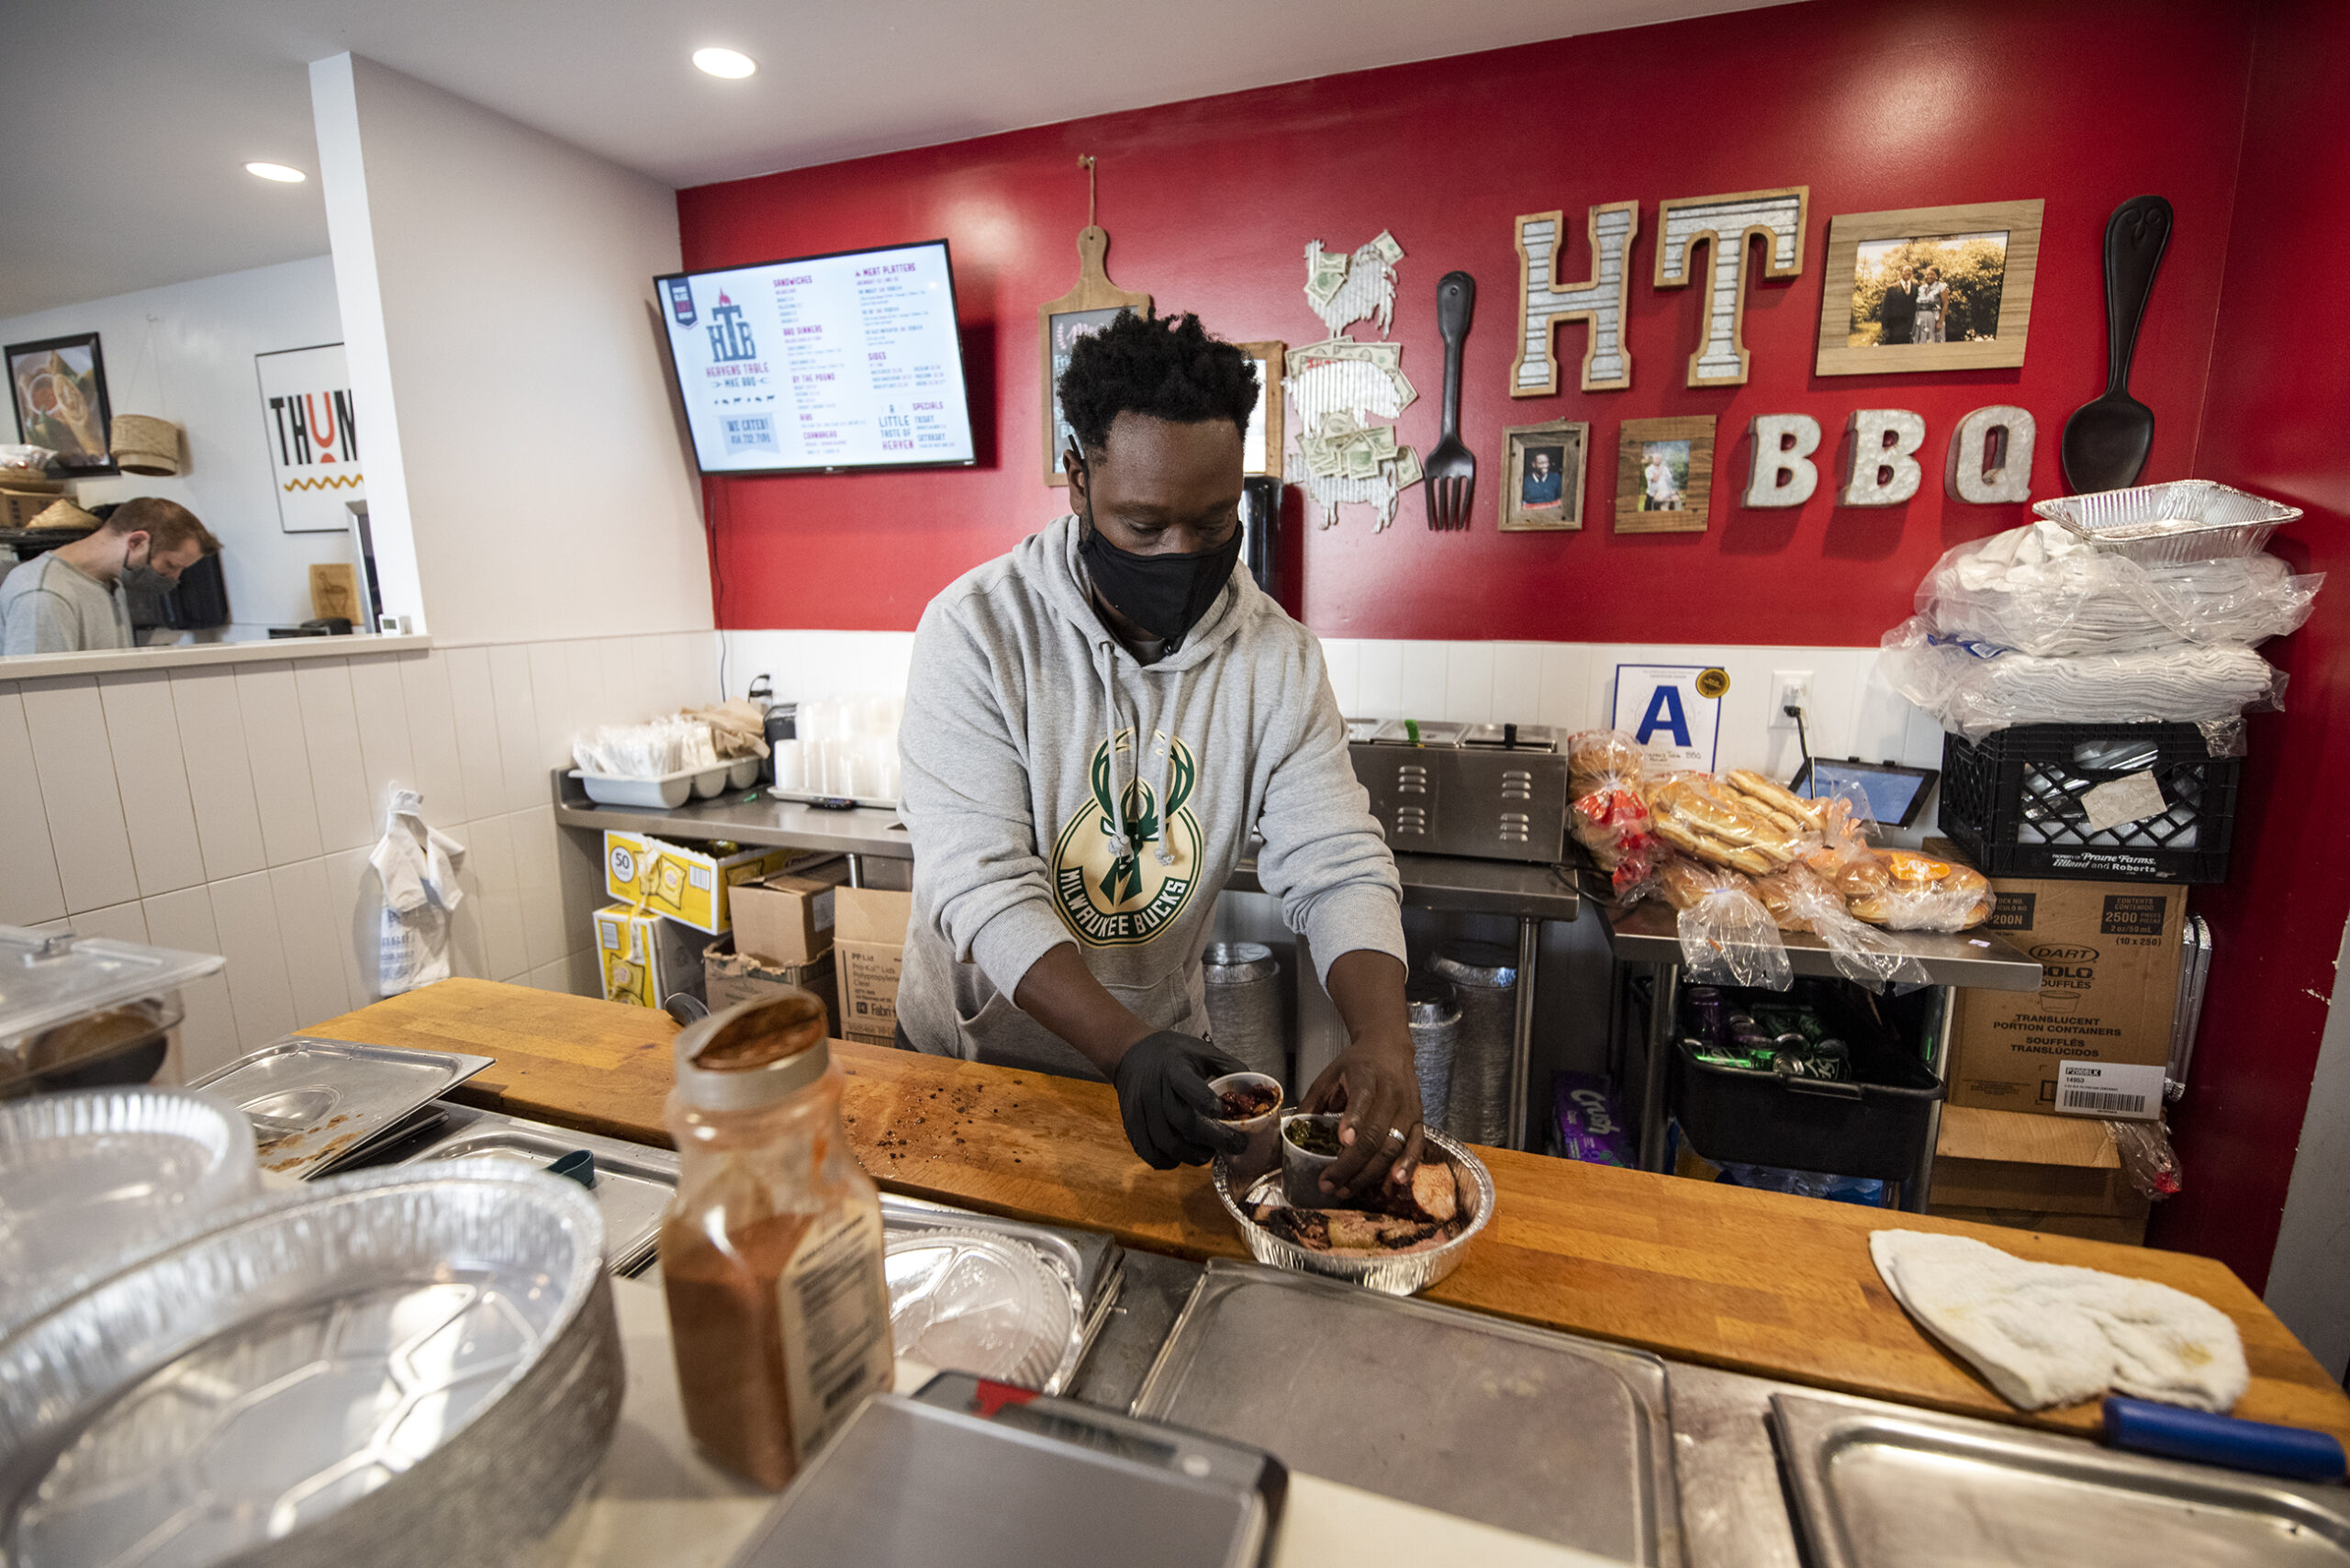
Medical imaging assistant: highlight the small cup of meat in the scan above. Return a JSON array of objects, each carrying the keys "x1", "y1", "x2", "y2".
[
  {"x1": 1280, "y1": 1113, "x2": 1349, "y2": 1207},
  {"x1": 1209, "y1": 1071, "x2": 1284, "y2": 1184}
]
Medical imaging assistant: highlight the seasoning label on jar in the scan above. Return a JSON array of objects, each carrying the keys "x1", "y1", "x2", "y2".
[{"x1": 778, "y1": 1206, "x2": 893, "y2": 1461}]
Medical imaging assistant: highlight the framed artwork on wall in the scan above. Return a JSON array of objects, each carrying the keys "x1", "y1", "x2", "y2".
[
  {"x1": 1814, "y1": 199, "x2": 2045, "y2": 376},
  {"x1": 1615, "y1": 416, "x2": 1715, "y2": 533},
  {"x1": 1237, "y1": 341, "x2": 1285, "y2": 478},
  {"x1": 1040, "y1": 226, "x2": 1149, "y2": 486},
  {"x1": 1500, "y1": 420, "x2": 1588, "y2": 531},
  {"x1": 6, "y1": 331, "x2": 115, "y2": 476}
]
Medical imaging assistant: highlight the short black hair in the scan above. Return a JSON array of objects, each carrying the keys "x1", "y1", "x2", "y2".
[{"x1": 1057, "y1": 310, "x2": 1259, "y2": 460}]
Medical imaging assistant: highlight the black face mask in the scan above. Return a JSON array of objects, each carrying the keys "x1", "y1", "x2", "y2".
[{"x1": 1077, "y1": 495, "x2": 1243, "y2": 646}]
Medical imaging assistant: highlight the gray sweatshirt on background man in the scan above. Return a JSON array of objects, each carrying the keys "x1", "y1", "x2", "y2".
[
  {"x1": 896, "y1": 514, "x2": 1405, "y2": 1080},
  {"x1": 0, "y1": 554, "x2": 131, "y2": 655}
]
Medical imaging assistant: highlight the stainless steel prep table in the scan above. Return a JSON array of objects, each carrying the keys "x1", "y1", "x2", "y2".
[
  {"x1": 554, "y1": 772, "x2": 1578, "y2": 1150},
  {"x1": 1593, "y1": 890, "x2": 2042, "y2": 1210}
]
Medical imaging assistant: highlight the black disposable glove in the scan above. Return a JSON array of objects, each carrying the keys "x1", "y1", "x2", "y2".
[{"x1": 1110, "y1": 1030, "x2": 1250, "y2": 1170}]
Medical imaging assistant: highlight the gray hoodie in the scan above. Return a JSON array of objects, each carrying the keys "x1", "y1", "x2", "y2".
[{"x1": 896, "y1": 514, "x2": 1405, "y2": 1079}]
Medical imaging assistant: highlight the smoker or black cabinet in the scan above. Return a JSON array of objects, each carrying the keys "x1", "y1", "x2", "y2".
[{"x1": 1242, "y1": 476, "x2": 1281, "y2": 601}]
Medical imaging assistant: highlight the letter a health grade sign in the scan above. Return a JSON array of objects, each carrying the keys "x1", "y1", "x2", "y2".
[{"x1": 1611, "y1": 664, "x2": 1724, "y2": 771}]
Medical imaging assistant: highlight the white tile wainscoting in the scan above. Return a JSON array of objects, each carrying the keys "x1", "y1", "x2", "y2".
[
  {"x1": 4, "y1": 624, "x2": 1947, "y2": 1083},
  {"x1": 0, "y1": 631, "x2": 720, "y2": 1079}
]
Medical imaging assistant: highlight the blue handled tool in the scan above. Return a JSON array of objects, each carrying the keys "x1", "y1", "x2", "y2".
[{"x1": 2102, "y1": 1395, "x2": 2346, "y2": 1483}]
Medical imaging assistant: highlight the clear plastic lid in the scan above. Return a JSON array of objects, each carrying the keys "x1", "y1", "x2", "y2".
[
  {"x1": 0, "y1": 926, "x2": 225, "y2": 1076},
  {"x1": 883, "y1": 1229, "x2": 1077, "y2": 1391}
]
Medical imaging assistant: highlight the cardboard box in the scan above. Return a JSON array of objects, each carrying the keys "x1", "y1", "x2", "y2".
[
  {"x1": 1930, "y1": 1204, "x2": 2151, "y2": 1247},
  {"x1": 728, "y1": 857, "x2": 852, "y2": 966},
  {"x1": 1927, "y1": 1106, "x2": 2152, "y2": 1244},
  {"x1": 592, "y1": 904, "x2": 714, "y2": 1010},
  {"x1": 702, "y1": 935, "x2": 838, "y2": 1036},
  {"x1": 601, "y1": 831, "x2": 798, "y2": 935},
  {"x1": 1930, "y1": 839, "x2": 2185, "y2": 1121},
  {"x1": 834, "y1": 886, "x2": 912, "y2": 1041}
]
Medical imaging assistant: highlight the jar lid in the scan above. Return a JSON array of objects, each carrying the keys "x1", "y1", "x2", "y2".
[
  {"x1": 672, "y1": 991, "x2": 832, "y2": 1111},
  {"x1": 1430, "y1": 940, "x2": 1517, "y2": 990},
  {"x1": 1404, "y1": 974, "x2": 1460, "y2": 1027},
  {"x1": 1202, "y1": 941, "x2": 1277, "y2": 982}
]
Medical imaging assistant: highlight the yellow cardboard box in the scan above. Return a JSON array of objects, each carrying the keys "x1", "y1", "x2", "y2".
[
  {"x1": 593, "y1": 903, "x2": 714, "y2": 1010},
  {"x1": 834, "y1": 886, "x2": 912, "y2": 1040},
  {"x1": 601, "y1": 831, "x2": 796, "y2": 935}
]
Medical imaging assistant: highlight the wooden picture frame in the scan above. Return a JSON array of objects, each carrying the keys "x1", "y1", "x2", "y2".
[
  {"x1": 1040, "y1": 226, "x2": 1150, "y2": 485},
  {"x1": 1615, "y1": 416, "x2": 1715, "y2": 533},
  {"x1": 1500, "y1": 420, "x2": 1589, "y2": 531},
  {"x1": 1237, "y1": 341, "x2": 1285, "y2": 478},
  {"x1": 1814, "y1": 199, "x2": 2044, "y2": 376},
  {"x1": 6, "y1": 331, "x2": 116, "y2": 476}
]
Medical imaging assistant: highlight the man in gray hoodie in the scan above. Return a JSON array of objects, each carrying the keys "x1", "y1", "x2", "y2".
[{"x1": 897, "y1": 311, "x2": 1421, "y2": 1198}]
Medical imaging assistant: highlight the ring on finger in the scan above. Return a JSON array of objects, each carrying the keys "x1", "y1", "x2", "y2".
[{"x1": 1382, "y1": 1124, "x2": 1405, "y2": 1149}]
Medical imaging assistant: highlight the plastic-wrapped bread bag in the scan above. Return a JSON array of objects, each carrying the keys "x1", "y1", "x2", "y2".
[
  {"x1": 1646, "y1": 770, "x2": 1821, "y2": 875},
  {"x1": 1567, "y1": 730, "x2": 1660, "y2": 898},
  {"x1": 1659, "y1": 857, "x2": 1794, "y2": 991},
  {"x1": 1755, "y1": 863, "x2": 1928, "y2": 991},
  {"x1": 1834, "y1": 849, "x2": 1995, "y2": 932}
]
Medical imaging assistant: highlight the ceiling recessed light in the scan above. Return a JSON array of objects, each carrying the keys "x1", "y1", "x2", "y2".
[
  {"x1": 692, "y1": 47, "x2": 756, "y2": 79},
  {"x1": 245, "y1": 162, "x2": 307, "y2": 183}
]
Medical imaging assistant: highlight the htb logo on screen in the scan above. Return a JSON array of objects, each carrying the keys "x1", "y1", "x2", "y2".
[
  {"x1": 707, "y1": 292, "x2": 755, "y2": 363},
  {"x1": 666, "y1": 278, "x2": 697, "y2": 327}
]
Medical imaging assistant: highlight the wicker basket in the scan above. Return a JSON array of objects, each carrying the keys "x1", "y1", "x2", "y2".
[
  {"x1": 109, "y1": 413, "x2": 183, "y2": 476},
  {"x1": 25, "y1": 498, "x2": 100, "y2": 532}
]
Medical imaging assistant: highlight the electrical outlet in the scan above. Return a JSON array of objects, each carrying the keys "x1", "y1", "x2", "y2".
[{"x1": 1771, "y1": 670, "x2": 1814, "y2": 729}]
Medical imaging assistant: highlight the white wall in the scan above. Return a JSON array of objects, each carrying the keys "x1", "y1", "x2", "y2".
[
  {"x1": 310, "y1": 53, "x2": 713, "y2": 644},
  {"x1": 0, "y1": 256, "x2": 356, "y2": 629},
  {"x1": 0, "y1": 632, "x2": 720, "y2": 1079}
]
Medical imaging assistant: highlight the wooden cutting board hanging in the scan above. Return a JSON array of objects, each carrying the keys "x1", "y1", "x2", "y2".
[{"x1": 1040, "y1": 154, "x2": 1150, "y2": 486}]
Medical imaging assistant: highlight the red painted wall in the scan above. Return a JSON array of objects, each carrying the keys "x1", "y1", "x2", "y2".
[
  {"x1": 2150, "y1": 0, "x2": 2350, "y2": 1290},
  {"x1": 680, "y1": 0, "x2": 2254, "y2": 644}
]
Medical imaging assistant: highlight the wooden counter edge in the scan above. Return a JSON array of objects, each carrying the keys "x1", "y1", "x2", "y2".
[{"x1": 303, "y1": 980, "x2": 2350, "y2": 1450}]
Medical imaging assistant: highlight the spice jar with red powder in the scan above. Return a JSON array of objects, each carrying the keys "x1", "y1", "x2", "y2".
[{"x1": 660, "y1": 991, "x2": 893, "y2": 1489}]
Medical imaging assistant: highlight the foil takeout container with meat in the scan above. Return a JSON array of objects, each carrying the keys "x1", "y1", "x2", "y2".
[{"x1": 1215, "y1": 1126, "x2": 1494, "y2": 1296}]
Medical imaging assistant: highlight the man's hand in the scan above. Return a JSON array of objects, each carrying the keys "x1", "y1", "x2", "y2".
[
  {"x1": 1303, "y1": 1027, "x2": 1424, "y2": 1198},
  {"x1": 1111, "y1": 1031, "x2": 1250, "y2": 1170}
]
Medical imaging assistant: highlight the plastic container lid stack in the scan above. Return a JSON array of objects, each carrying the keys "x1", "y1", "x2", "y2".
[
  {"x1": 1429, "y1": 941, "x2": 1518, "y2": 1146},
  {"x1": 1202, "y1": 942, "x2": 1286, "y2": 1081}
]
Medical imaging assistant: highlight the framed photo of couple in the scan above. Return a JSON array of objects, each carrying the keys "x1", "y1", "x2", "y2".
[
  {"x1": 1500, "y1": 420, "x2": 1588, "y2": 531},
  {"x1": 1814, "y1": 199, "x2": 2045, "y2": 376},
  {"x1": 1615, "y1": 416, "x2": 1715, "y2": 533}
]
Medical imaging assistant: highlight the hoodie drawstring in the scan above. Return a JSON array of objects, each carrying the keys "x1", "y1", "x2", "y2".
[
  {"x1": 1152, "y1": 666, "x2": 1181, "y2": 866},
  {"x1": 1094, "y1": 635, "x2": 1183, "y2": 868}
]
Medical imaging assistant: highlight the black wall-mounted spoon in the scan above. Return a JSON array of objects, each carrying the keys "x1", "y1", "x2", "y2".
[{"x1": 2060, "y1": 196, "x2": 2173, "y2": 494}]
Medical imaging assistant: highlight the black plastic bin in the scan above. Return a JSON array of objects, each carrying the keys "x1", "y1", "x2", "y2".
[
  {"x1": 1939, "y1": 722, "x2": 2240, "y2": 884},
  {"x1": 1670, "y1": 986, "x2": 1944, "y2": 1182}
]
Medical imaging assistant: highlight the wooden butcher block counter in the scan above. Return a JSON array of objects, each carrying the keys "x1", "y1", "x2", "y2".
[{"x1": 308, "y1": 979, "x2": 2350, "y2": 1450}]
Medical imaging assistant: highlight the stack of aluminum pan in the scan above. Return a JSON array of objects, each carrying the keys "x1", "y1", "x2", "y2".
[{"x1": 0, "y1": 1160, "x2": 620, "y2": 1568}]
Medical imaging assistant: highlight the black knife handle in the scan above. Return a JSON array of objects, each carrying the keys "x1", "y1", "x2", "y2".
[{"x1": 2103, "y1": 196, "x2": 2172, "y2": 396}]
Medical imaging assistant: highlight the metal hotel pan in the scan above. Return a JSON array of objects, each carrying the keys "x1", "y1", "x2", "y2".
[
  {"x1": 403, "y1": 1116, "x2": 686, "y2": 1275},
  {"x1": 1771, "y1": 1390, "x2": 2350, "y2": 1568},
  {"x1": 187, "y1": 1036, "x2": 494, "y2": 1179},
  {"x1": 0, "y1": 1160, "x2": 621, "y2": 1568}
]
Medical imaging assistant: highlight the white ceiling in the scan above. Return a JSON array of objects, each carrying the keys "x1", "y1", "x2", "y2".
[{"x1": 0, "y1": 0, "x2": 1786, "y2": 320}]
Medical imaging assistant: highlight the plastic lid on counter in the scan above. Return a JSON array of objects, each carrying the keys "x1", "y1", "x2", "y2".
[
  {"x1": 884, "y1": 1228, "x2": 1078, "y2": 1391},
  {"x1": 0, "y1": 927, "x2": 225, "y2": 1087}
]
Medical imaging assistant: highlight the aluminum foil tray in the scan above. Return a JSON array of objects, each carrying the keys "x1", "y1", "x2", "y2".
[
  {"x1": 0, "y1": 1160, "x2": 620, "y2": 1568},
  {"x1": 885, "y1": 1229, "x2": 1080, "y2": 1394},
  {"x1": 1133, "y1": 1260, "x2": 1683, "y2": 1564},
  {"x1": 188, "y1": 1036, "x2": 494, "y2": 1179},
  {"x1": 1211, "y1": 1126, "x2": 1493, "y2": 1296},
  {"x1": 1770, "y1": 1390, "x2": 2350, "y2": 1567},
  {"x1": 2034, "y1": 479, "x2": 2300, "y2": 564}
]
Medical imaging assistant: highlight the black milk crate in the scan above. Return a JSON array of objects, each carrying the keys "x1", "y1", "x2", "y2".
[{"x1": 1938, "y1": 723, "x2": 2240, "y2": 884}]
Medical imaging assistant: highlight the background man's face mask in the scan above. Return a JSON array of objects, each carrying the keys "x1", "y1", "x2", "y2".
[{"x1": 119, "y1": 541, "x2": 173, "y2": 595}]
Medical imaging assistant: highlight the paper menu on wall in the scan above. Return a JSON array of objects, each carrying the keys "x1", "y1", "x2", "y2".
[{"x1": 659, "y1": 241, "x2": 976, "y2": 474}]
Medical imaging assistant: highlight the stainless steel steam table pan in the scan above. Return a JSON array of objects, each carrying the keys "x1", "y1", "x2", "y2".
[{"x1": 187, "y1": 1036, "x2": 492, "y2": 1179}]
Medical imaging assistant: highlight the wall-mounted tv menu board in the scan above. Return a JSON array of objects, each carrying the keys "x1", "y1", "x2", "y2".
[{"x1": 655, "y1": 240, "x2": 976, "y2": 475}]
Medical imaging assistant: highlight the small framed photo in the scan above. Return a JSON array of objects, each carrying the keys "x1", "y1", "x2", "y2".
[
  {"x1": 1237, "y1": 341, "x2": 1285, "y2": 478},
  {"x1": 1615, "y1": 416, "x2": 1715, "y2": 533},
  {"x1": 1500, "y1": 420, "x2": 1588, "y2": 531},
  {"x1": 6, "y1": 331, "x2": 116, "y2": 476},
  {"x1": 1815, "y1": 199, "x2": 2044, "y2": 376}
]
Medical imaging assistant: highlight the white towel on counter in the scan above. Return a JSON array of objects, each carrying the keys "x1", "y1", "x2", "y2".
[{"x1": 1869, "y1": 1229, "x2": 2248, "y2": 1412}]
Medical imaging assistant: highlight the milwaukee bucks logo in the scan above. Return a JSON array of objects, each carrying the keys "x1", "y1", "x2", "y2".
[{"x1": 1049, "y1": 729, "x2": 1203, "y2": 946}]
